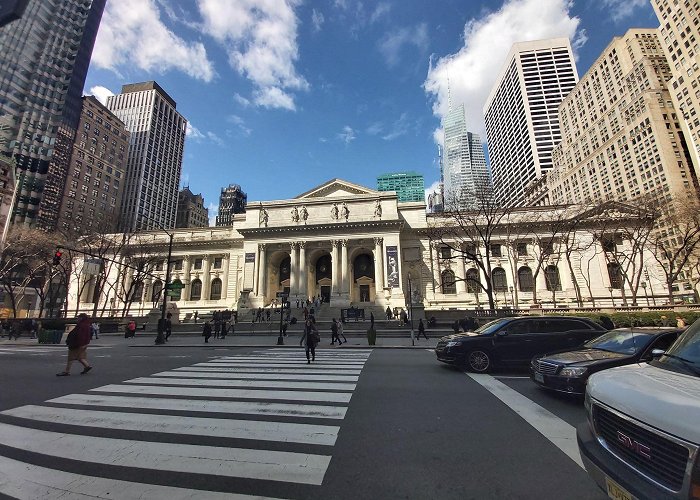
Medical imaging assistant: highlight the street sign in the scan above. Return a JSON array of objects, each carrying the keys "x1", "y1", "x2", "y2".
[
  {"x1": 82, "y1": 258, "x2": 102, "y2": 276},
  {"x1": 167, "y1": 282, "x2": 184, "y2": 290},
  {"x1": 166, "y1": 290, "x2": 180, "y2": 297},
  {"x1": 276, "y1": 292, "x2": 288, "y2": 299}
]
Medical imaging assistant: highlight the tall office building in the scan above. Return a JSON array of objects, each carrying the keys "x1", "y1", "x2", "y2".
[
  {"x1": 442, "y1": 103, "x2": 489, "y2": 208},
  {"x1": 216, "y1": 184, "x2": 247, "y2": 226},
  {"x1": 377, "y1": 172, "x2": 425, "y2": 202},
  {"x1": 652, "y1": 0, "x2": 700, "y2": 181},
  {"x1": 106, "y1": 82, "x2": 187, "y2": 232},
  {"x1": 58, "y1": 96, "x2": 129, "y2": 235},
  {"x1": 176, "y1": 187, "x2": 209, "y2": 228},
  {"x1": 484, "y1": 38, "x2": 578, "y2": 207},
  {"x1": 548, "y1": 29, "x2": 698, "y2": 204},
  {"x1": 0, "y1": 0, "x2": 107, "y2": 229}
]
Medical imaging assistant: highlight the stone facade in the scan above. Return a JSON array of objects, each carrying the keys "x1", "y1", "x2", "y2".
[{"x1": 67, "y1": 179, "x2": 673, "y2": 319}]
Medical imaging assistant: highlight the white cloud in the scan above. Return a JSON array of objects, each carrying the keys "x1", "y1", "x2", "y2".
[
  {"x1": 366, "y1": 122, "x2": 383, "y2": 135},
  {"x1": 379, "y1": 23, "x2": 429, "y2": 67},
  {"x1": 233, "y1": 93, "x2": 251, "y2": 107},
  {"x1": 370, "y1": 3, "x2": 392, "y2": 24},
  {"x1": 337, "y1": 126, "x2": 356, "y2": 144},
  {"x1": 92, "y1": 0, "x2": 215, "y2": 82},
  {"x1": 601, "y1": 0, "x2": 648, "y2": 22},
  {"x1": 186, "y1": 122, "x2": 206, "y2": 141},
  {"x1": 227, "y1": 115, "x2": 252, "y2": 136},
  {"x1": 382, "y1": 113, "x2": 411, "y2": 141},
  {"x1": 311, "y1": 9, "x2": 325, "y2": 32},
  {"x1": 86, "y1": 86, "x2": 114, "y2": 106},
  {"x1": 424, "y1": 0, "x2": 584, "y2": 141},
  {"x1": 197, "y1": 0, "x2": 308, "y2": 111},
  {"x1": 207, "y1": 131, "x2": 225, "y2": 147}
]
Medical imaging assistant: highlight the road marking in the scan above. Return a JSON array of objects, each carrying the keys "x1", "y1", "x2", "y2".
[
  {"x1": 155, "y1": 371, "x2": 359, "y2": 382},
  {"x1": 466, "y1": 373, "x2": 584, "y2": 469},
  {"x1": 91, "y1": 384, "x2": 354, "y2": 403},
  {"x1": 194, "y1": 362, "x2": 362, "y2": 370},
  {"x1": 3, "y1": 405, "x2": 340, "y2": 446},
  {"x1": 494, "y1": 376, "x2": 530, "y2": 379},
  {"x1": 208, "y1": 358, "x2": 366, "y2": 366},
  {"x1": 173, "y1": 366, "x2": 363, "y2": 375},
  {"x1": 0, "y1": 422, "x2": 331, "y2": 485},
  {"x1": 49, "y1": 393, "x2": 348, "y2": 419},
  {"x1": 124, "y1": 377, "x2": 357, "y2": 391},
  {"x1": 0, "y1": 454, "x2": 280, "y2": 500}
]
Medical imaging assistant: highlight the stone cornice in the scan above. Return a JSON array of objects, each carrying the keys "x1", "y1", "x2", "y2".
[{"x1": 238, "y1": 219, "x2": 404, "y2": 236}]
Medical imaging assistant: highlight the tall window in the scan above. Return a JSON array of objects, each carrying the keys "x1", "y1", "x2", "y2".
[
  {"x1": 213, "y1": 257, "x2": 223, "y2": 269},
  {"x1": 173, "y1": 259, "x2": 183, "y2": 271},
  {"x1": 518, "y1": 267, "x2": 534, "y2": 292},
  {"x1": 607, "y1": 263, "x2": 623, "y2": 289},
  {"x1": 492, "y1": 267, "x2": 507, "y2": 292},
  {"x1": 516, "y1": 242, "x2": 528, "y2": 256},
  {"x1": 190, "y1": 279, "x2": 202, "y2": 300},
  {"x1": 490, "y1": 244, "x2": 502, "y2": 257},
  {"x1": 151, "y1": 280, "x2": 163, "y2": 302},
  {"x1": 210, "y1": 278, "x2": 222, "y2": 300},
  {"x1": 441, "y1": 270, "x2": 457, "y2": 294},
  {"x1": 466, "y1": 268, "x2": 480, "y2": 294},
  {"x1": 545, "y1": 265, "x2": 562, "y2": 291},
  {"x1": 440, "y1": 246, "x2": 452, "y2": 260},
  {"x1": 131, "y1": 282, "x2": 143, "y2": 303},
  {"x1": 194, "y1": 258, "x2": 203, "y2": 270}
]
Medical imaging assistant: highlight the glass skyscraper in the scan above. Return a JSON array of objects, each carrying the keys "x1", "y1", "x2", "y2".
[
  {"x1": 442, "y1": 103, "x2": 489, "y2": 209},
  {"x1": 377, "y1": 172, "x2": 425, "y2": 202},
  {"x1": 0, "y1": 0, "x2": 107, "y2": 229}
]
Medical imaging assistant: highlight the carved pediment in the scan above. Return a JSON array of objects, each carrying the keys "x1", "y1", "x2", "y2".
[{"x1": 296, "y1": 178, "x2": 380, "y2": 199}]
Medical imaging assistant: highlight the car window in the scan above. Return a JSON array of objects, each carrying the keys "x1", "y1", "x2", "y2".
[
  {"x1": 530, "y1": 319, "x2": 558, "y2": 333},
  {"x1": 650, "y1": 332, "x2": 680, "y2": 352},
  {"x1": 566, "y1": 319, "x2": 594, "y2": 330},
  {"x1": 507, "y1": 321, "x2": 530, "y2": 334}
]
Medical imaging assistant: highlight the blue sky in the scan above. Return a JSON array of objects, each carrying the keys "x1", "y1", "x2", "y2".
[{"x1": 84, "y1": 0, "x2": 659, "y2": 222}]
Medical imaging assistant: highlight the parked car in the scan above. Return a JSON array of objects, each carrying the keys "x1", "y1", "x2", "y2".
[
  {"x1": 530, "y1": 327, "x2": 684, "y2": 395},
  {"x1": 434, "y1": 316, "x2": 606, "y2": 372},
  {"x1": 577, "y1": 320, "x2": 700, "y2": 500}
]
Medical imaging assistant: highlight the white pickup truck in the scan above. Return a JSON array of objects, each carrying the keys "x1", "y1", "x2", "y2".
[{"x1": 577, "y1": 319, "x2": 700, "y2": 500}]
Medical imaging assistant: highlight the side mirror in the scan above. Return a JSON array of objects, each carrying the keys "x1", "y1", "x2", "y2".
[
  {"x1": 496, "y1": 330, "x2": 508, "y2": 337},
  {"x1": 651, "y1": 349, "x2": 665, "y2": 359}
]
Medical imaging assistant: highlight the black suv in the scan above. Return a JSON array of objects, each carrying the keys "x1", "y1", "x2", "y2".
[{"x1": 435, "y1": 316, "x2": 606, "y2": 372}]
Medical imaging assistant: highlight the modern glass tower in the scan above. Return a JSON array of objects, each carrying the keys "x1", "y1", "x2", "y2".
[
  {"x1": 377, "y1": 172, "x2": 425, "y2": 202},
  {"x1": 442, "y1": 103, "x2": 489, "y2": 209},
  {"x1": 0, "y1": 0, "x2": 107, "y2": 229},
  {"x1": 107, "y1": 82, "x2": 187, "y2": 232}
]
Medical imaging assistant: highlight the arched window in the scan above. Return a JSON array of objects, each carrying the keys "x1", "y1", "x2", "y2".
[
  {"x1": 151, "y1": 280, "x2": 163, "y2": 303},
  {"x1": 131, "y1": 282, "x2": 144, "y2": 303},
  {"x1": 518, "y1": 267, "x2": 534, "y2": 292},
  {"x1": 492, "y1": 267, "x2": 507, "y2": 292},
  {"x1": 441, "y1": 270, "x2": 456, "y2": 294},
  {"x1": 170, "y1": 279, "x2": 183, "y2": 301},
  {"x1": 279, "y1": 256, "x2": 290, "y2": 284},
  {"x1": 210, "y1": 278, "x2": 222, "y2": 300},
  {"x1": 607, "y1": 263, "x2": 623, "y2": 289},
  {"x1": 190, "y1": 279, "x2": 202, "y2": 300},
  {"x1": 545, "y1": 265, "x2": 562, "y2": 291},
  {"x1": 466, "y1": 268, "x2": 480, "y2": 294}
]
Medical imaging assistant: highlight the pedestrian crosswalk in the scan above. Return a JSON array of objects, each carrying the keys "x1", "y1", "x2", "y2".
[
  {"x1": 0, "y1": 346, "x2": 111, "y2": 356},
  {"x1": 0, "y1": 348, "x2": 373, "y2": 499}
]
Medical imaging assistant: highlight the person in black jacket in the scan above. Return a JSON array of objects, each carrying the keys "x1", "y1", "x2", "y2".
[
  {"x1": 202, "y1": 321, "x2": 212, "y2": 343},
  {"x1": 417, "y1": 318, "x2": 428, "y2": 340},
  {"x1": 330, "y1": 318, "x2": 343, "y2": 345},
  {"x1": 300, "y1": 319, "x2": 319, "y2": 363}
]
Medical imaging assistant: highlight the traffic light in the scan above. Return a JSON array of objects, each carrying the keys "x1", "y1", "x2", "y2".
[{"x1": 52, "y1": 249, "x2": 63, "y2": 266}]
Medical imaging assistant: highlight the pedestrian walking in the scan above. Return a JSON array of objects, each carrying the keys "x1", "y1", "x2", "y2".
[
  {"x1": 386, "y1": 306, "x2": 392, "y2": 320},
  {"x1": 214, "y1": 318, "x2": 221, "y2": 339},
  {"x1": 300, "y1": 318, "x2": 320, "y2": 364},
  {"x1": 125, "y1": 319, "x2": 136, "y2": 338},
  {"x1": 331, "y1": 318, "x2": 343, "y2": 345},
  {"x1": 203, "y1": 321, "x2": 212, "y2": 343},
  {"x1": 56, "y1": 313, "x2": 92, "y2": 376},
  {"x1": 452, "y1": 320, "x2": 460, "y2": 334},
  {"x1": 417, "y1": 318, "x2": 428, "y2": 340},
  {"x1": 660, "y1": 315, "x2": 670, "y2": 327},
  {"x1": 165, "y1": 312, "x2": 172, "y2": 342},
  {"x1": 221, "y1": 320, "x2": 228, "y2": 339},
  {"x1": 266, "y1": 309, "x2": 271, "y2": 322},
  {"x1": 338, "y1": 320, "x2": 347, "y2": 343},
  {"x1": 90, "y1": 321, "x2": 100, "y2": 340},
  {"x1": 194, "y1": 310, "x2": 199, "y2": 324},
  {"x1": 676, "y1": 315, "x2": 687, "y2": 328}
]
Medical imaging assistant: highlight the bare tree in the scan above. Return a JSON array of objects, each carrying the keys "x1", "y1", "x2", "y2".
[{"x1": 115, "y1": 235, "x2": 162, "y2": 317}]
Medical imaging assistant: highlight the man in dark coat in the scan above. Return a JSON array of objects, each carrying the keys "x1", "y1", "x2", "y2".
[
  {"x1": 300, "y1": 319, "x2": 319, "y2": 364},
  {"x1": 417, "y1": 318, "x2": 428, "y2": 340},
  {"x1": 330, "y1": 318, "x2": 343, "y2": 345},
  {"x1": 57, "y1": 313, "x2": 92, "y2": 376},
  {"x1": 203, "y1": 321, "x2": 212, "y2": 343}
]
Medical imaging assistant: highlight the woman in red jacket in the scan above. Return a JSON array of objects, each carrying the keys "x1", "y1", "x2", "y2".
[{"x1": 56, "y1": 313, "x2": 93, "y2": 376}]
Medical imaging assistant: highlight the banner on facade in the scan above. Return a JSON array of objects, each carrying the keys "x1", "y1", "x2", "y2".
[
  {"x1": 243, "y1": 253, "x2": 256, "y2": 291},
  {"x1": 386, "y1": 246, "x2": 399, "y2": 288}
]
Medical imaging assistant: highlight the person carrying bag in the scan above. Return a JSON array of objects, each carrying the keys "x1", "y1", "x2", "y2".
[{"x1": 300, "y1": 318, "x2": 320, "y2": 364}]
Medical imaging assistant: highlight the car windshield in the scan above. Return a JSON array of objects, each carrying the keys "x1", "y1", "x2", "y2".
[
  {"x1": 584, "y1": 330, "x2": 655, "y2": 355},
  {"x1": 474, "y1": 318, "x2": 511, "y2": 335},
  {"x1": 657, "y1": 320, "x2": 700, "y2": 377}
]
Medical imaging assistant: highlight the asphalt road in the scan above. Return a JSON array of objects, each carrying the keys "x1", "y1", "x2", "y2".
[{"x1": 0, "y1": 338, "x2": 605, "y2": 499}]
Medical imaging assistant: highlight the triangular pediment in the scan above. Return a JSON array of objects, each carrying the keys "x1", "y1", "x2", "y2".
[{"x1": 296, "y1": 178, "x2": 379, "y2": 199}]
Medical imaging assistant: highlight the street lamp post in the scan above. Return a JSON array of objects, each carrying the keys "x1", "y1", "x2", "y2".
[
  {"x1": 509, "y1": 286, "x2": 514, "y2": 309},
  {"x1": 641, "y1": 281, "x2": 650, "y2": 307},
  {"x1": 608, "y1": 286, "x2": 616, "y2": 308},
  {"x1": 407, "y1": 273, "x2": 415, "y2": 346},
  {"x1": 139, "y1": 214, "x2": 173, "y2": 345},
  {"x1": 277, "y1": 293, "x2": 287, "y2": 345}
]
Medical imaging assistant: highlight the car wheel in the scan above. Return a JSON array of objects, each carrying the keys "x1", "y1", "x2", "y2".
[{"x1": 467, "y1": 350, "x2": 491, "y2": 373}]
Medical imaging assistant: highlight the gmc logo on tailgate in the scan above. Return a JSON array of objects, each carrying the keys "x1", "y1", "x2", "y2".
[{"x1": 616, "y1": 431, "x2": 652, "y2": 459}]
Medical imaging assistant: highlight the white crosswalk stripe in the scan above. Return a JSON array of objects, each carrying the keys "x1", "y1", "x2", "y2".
[{"x1": 0, "y1": 348, "x2": 372, "y2": 498}]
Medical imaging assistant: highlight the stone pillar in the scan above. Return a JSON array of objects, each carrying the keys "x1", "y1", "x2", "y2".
[
  {"x1": 331, "y1": 240, "x2": 339, "y2": 296},
  {"x1": 341, "y1": 239, "x2": 348, "y2": 296},
  {"x1": 299, "y1": 241, "x2": 307, "y2": 300},
  {"x1": 258, "y1": 244, "x2": 267, "y2": 299},
  {"x1": 457, "y1": 253, "x2": 467, "y2": 294},
  {"x1": 202, "y1": 255, "x2": 212, "y2": 300},
  {"x1": 221, "y1": 255, "x2": 229, "y2": 300},
  {"x1": 374, "y1": 237, "x2": 384, "y2": 291},
  {"x1": 253, "y1": 246, "x2": 260, "y2": 296},
  {"x1": 431, "y1": 243, "x2": 441, "y2": 293},
  {"x1": 183, "y1": 256, "x2": 192, "y2": 300},
  {"x1": 290, "y1": 242, "x2": 298, "y2": 295}
]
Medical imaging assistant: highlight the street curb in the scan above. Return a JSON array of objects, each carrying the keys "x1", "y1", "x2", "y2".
[{"x1": 127, "y1": 344, "x2": 436, "y2": 349}]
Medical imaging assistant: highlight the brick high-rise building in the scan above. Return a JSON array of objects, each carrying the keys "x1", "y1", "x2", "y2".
[
  {"x1": 0, "y1": 0, "x2": 107, "y2": 229},
  {"x1": 215, "y1": 184, "x2": 247, "y2": 227},
  {"x1": 57, "y1": 96, "x2": 129, "y2": 235},
  {"x1": 484, "y1": 38, "x2": 578, "y2": 207},
  {"x1": 106, "y1": 82, "x2": 187, "y2": 232},
  {"x1": 176, "y1": 187, "x2": 209, "y2": 228}
]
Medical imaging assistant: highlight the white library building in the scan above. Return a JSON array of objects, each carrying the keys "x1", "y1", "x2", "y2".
[{"x1": 67, "y1": 179, "x2": 671, "y2": 321}]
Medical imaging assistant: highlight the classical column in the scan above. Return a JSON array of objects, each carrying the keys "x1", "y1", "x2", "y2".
[
  {"x1": 331, "y1": 240, "x2": 339, "y2": 296},
  {"x1": 290, "y1": 242, "x2": 298, "y2": 295},
  {"x1": 221, "y1": 255, "x2": 229, "y2": 300},
  {"x1": 299, "y1": 241, "x2": 307, "y2": 299},
  {"x1": 258, "y1": 244, "x2": 267, "y2": 299},
  {"x1": 253, "y1": 246, "x2": 260, "y2": 296},
  {"x1": 341, "y1": 239, "x2": 348, "y2": 296},
  {"x1": 202, "y1": 255, "x2": 212, "y2": 300},
  {"x1": 374, "y1": 237, "x2": 384, "y2": 291},
  {"x1": 183, "y1": 256, "x2": 192, "y2": 300},
  {"x1": 431, "y1": 243, "x2": 441, "y2": 293},
  {"x1": 457, "y1": 252, "x2": 467, "y2": 294}
]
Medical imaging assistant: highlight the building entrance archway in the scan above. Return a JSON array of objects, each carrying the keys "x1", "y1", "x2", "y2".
[{"x1": 351, "y1": 252, "x2": 376, "y2": 303}]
